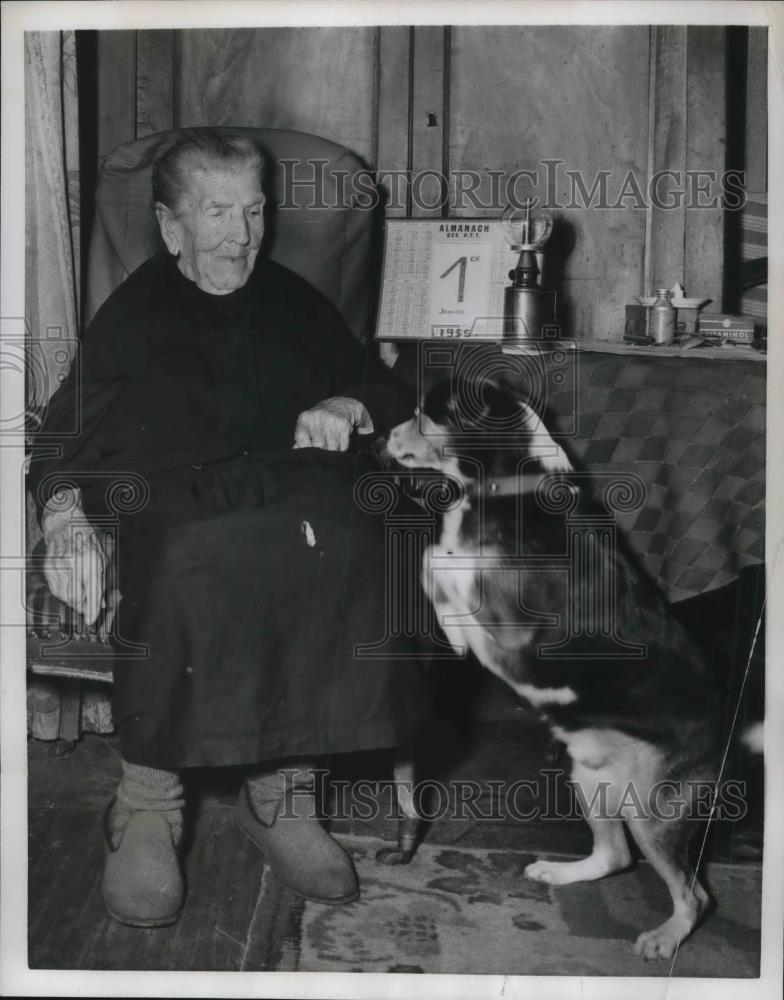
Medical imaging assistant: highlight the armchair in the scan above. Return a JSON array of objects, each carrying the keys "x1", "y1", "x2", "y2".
[
  {"x1": 28, "y1": 126, "x2": 381, "y2": 729},
  {"x1": 28, "y1": 123, "x2": 421, "y2": 861}
]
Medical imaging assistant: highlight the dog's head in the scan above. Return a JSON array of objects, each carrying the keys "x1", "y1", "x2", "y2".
[{"x1": 386, "y1": 378, "x2": 572, "y2": 486}]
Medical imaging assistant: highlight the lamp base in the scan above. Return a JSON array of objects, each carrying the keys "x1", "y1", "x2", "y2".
[{"x1": 504, "y1": 286, "x2": 557, "y2": 340}]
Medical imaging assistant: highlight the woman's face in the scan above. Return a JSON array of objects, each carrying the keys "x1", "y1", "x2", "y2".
[{"x1": 158, "y1": 164, "x2": 266, "y2": 295}]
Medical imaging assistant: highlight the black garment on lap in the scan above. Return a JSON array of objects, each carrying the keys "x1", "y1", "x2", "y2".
[
  {"x1": 113, "y1": 450, "x2": 430, "y2": 768},
  {"x1": 30, "y1": 252, "x2": 429, "y2": 768}
]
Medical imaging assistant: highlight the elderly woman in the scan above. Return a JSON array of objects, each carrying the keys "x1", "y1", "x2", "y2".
[{"x1": 31, "y1": 129, "x2": 429, "y2": 927}]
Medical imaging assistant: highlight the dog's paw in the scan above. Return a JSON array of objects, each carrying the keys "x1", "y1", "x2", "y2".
[
  {"x1": 524, "y1": 855, "x2": 621, "y2": 886},
  {"x1": 633, "y1": 920, "x2": 685, "y2": 961},
  {"x1": 524, "y1": 859, "x2": 571, "y2": 885}
]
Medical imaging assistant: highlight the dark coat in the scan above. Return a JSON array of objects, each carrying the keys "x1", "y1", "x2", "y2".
[{"x1": 30, "y1": 252, "x2": 431, "y2": 768}]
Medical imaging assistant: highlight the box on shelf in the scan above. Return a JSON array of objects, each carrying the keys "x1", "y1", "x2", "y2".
[{"x1": 698, "y1": 314, "x2": 755, "y2": 344}]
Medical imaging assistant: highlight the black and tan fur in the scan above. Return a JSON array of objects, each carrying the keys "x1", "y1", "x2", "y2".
[{"x1": 386, "y1": 377, "x2": 720, "y2": 960}]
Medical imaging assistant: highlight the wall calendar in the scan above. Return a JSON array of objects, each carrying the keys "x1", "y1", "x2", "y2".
[{"x1": 374, "y1": 219, "x2": 520, "y2": 341}]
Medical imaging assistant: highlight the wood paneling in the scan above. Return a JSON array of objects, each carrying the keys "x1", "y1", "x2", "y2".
[
  {"x1": 410, "y1": 26, "x2": 447, "y2": 218},
  {"x1": 449, "y1": 25, "x2": 651, "y2": 338},
  {"x1": 684, "y1": 27, "x2": 727, "y2": 312},
  {"x1": 96, "y1": 31, "x2": 136, "y2": 161},
  {"x1": 647, "y1": 26, "x2": 688, "y2": 297},
  {"x1": 136, "y1": 29, "x2": 174, "y2": 137},
  {"x1": 175, "y1": 27, "x2": 378, "y2": 165},
  {"x1": 645, "y1": 26, "x2": 731, "y2": 310},
  {"x1": 745, "y1": 28, "x2": 767, "y2": 193},
  {"x1": 91, "y1": 25, "x2": 737, "y2": 341},
  {"x1": 377, "y1": 27, "x2": 412, "y2": 218}
]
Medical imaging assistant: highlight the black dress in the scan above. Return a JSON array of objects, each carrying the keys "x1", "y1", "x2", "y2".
[{"x1": 29, "y1": 252, "x2": 431, "y2": 768}]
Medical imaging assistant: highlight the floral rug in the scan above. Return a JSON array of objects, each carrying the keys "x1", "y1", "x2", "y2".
[{"x1": 252, "y1": 835, "x2": 761, "y2": 977}]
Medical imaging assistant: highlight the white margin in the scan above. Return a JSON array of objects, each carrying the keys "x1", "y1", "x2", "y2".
[{"x1": 2, "y1": 2, "x2": 782, "y2": 999}]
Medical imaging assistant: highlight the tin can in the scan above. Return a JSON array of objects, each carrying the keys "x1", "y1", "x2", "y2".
[{"x1": 650, "y1": 288, "x2": 676, "y2": 345}]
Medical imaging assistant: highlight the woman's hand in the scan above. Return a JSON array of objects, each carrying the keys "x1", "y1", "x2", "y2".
[
  {"x1": 42, "y1": 489, "x2": 107, "y2": 627},
  {"x1": 293, "y1": 396, "x2": 374, "y2": 452}
]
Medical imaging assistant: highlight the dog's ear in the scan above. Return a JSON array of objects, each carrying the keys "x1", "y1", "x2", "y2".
[
  {"x1": 481, "y1": 380, "x2": 518, "y2": 416},
  {"x1": 517, "y1": 402, "x2": 573, "y2": 473},
  {"x1": 465, "y1": 379, "x2": 522, "y2": 426},
  {"x1": 433, "y1": 378, "x2": 511, "y2": 429}
]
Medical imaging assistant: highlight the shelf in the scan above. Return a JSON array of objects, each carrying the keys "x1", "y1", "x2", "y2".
[{"x1": 502, "y1": 338, "x2": 766, "y2": 362}]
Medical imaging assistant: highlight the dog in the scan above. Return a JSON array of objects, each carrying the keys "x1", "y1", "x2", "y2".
[{"x1": 385, "y1": 376, "x2": 721, "y2": 960}]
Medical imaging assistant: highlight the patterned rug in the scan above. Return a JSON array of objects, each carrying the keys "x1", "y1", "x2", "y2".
[{"x1": 252, "y1": 836, "x2": 761, "y2": 977}]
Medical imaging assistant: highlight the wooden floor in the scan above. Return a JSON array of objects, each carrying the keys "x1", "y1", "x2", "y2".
[
  {"x1": 24, "y1": 677, "x2": 552, "y2": 972},
  {"x1": 26, "y1": 659, "x2": 763, "y2": 971}
]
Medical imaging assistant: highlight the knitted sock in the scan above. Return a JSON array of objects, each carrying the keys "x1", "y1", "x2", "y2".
[
  {"x1": 246, "y1": 761, "x2": 322, "y2": 826},
  {"x1": 109, "y1": 760, "x2": 185, "y2": 847}
]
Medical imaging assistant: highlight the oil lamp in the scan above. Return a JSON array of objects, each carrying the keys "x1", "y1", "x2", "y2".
[{"x1": 501, "y1": 200, "x2": 554, "y2": 339}]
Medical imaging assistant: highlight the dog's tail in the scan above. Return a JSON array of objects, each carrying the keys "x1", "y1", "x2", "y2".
[{"x1": 741, "y1": 721, "x2": 764, "y2": 754}]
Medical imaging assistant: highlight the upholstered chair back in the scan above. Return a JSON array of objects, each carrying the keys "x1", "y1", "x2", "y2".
[{"x1": 86, "y1": 126, "x2": 378, "y2": 341}]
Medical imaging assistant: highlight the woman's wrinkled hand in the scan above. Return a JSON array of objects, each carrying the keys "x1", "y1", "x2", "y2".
[
  {"x1": 293, "y1": 396, "x2": 374, "y2": 452},
  {"x1": 42, "y1": 491, "x2": 107, "y2": 627}
]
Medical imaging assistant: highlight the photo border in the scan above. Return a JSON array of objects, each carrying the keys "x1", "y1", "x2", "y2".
[{"x1": 2, "y1": 2, "x2": 782, "y2": 998}]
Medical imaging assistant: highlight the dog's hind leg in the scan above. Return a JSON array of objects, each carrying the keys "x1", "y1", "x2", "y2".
[
  {"x1": 524, "y1": 761, "x2": 632, "y2": 885},
  {"x1": 626, "y1": 815, "x2": 710, "y2": 961}
]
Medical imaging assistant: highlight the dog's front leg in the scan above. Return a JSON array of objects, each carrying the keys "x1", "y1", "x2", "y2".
[
  {"x1": 524, "y1": 758, "x2": 632, "y2": 885},
  {"x1": 422, "y1": 547, "x2": 472, "y2": 658}
]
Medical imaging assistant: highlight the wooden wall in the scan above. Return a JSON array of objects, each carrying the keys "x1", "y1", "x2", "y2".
[
  {"x1": 744, "y1": 26, "x2": 767, "y2": 193},
  {"x1": 449, "y1": 25, "x2": 651, "y2": 338},
  {"x1": 96, "y1": 28, "x2": 380, "y2": 174},
  {"x1": 92, "y1": 25, "x2": 756, "y2": 340}
]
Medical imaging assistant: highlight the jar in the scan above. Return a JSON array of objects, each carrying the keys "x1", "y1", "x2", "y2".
[{"x1": 650, "y1": 288, "x2": 676, "y2": 345}]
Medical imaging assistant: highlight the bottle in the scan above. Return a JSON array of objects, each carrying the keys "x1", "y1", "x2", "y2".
[{"x1": 650, "y1": 288, "x2": 676, "y2": 345}]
